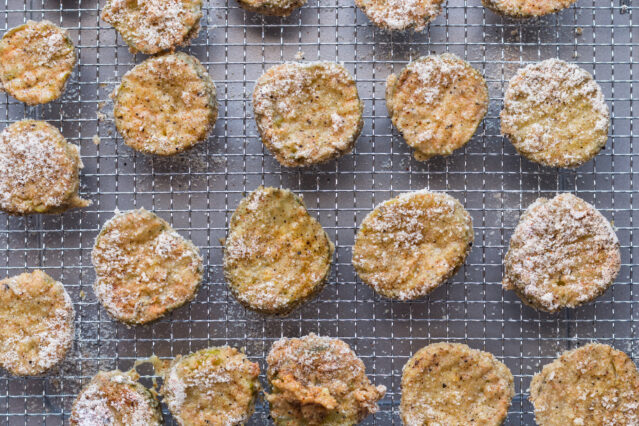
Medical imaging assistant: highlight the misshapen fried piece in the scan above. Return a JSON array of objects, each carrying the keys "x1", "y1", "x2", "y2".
[
  {"x1": 352, "y1": 190, "x2": 473, "y2": 300},
  {"x1": 354, "y1": 0, "x2": 443, "y2": 31},
  {"x1": 266, "y1": 334, "x2": 386, "y2": 425},
  {"x1": 401, "y1": 343, "x2": 514, "y2": 426},
  {"x1": 530, "y1": 343, "x2": 639, "y2": 425},
  {"x1": 386, "y1": 54, "x2": 488, "y2": 161},
  {"x1": 501, "y1": 59, "x2": 609, "y2": 168},
  {"x1": 0, "y1": 20, "x2": 76, "y2": 105},
  {"x1": 162, "y1": 346, "x2": 261, "y2": 426},
  {"x1": 224, "y1": 186, "x2": 334, "y2": 315},
  {"x1": 101, "y1": 0, "x2": 202, "y2": 54},
  {"x1": 0, "y1": 270, "x2": 74, "y2": 376},
  {"x1": 483, "y1": 0, "x2": 577, "y2": 18},
  {"x1": 70, "y1": 370, "x2": 162, "y2": 426},
  {"x1": 253, "y1": 62, "x2": 362, "y2": 167},
  {"x1": 503, "y1": 193, "x2": 620, "y2": 313},
  {"x1": 236, "y1": 0, "x2": 307, "y2": 16},
  {"x1": 0, "y1": 120, "x2": 89, "y2": 215},
  {"x1": 92, "y1": 208, "x2": 203, "y2": 324},
  {"x1": 113, "y1": 52, "x2": 217, "y2": 156}
]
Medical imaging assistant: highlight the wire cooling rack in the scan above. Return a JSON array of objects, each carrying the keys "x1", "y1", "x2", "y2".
[{"x1": 0, "y1": 0, "x2": 637, "y2": 424}]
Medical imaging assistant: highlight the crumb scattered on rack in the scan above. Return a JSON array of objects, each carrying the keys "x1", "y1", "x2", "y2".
[
  {"x1": 93, "y1": 135, "x2": 100, "y2": 145},
  {"x1": 295, "y1": 51, "x2": 305, "y2": 60}
]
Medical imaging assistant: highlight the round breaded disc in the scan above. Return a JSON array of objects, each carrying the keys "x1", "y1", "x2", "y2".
[
  {"x1": 224, "y1": 186, "x2": 334, "y2": 315},
  {"x1": 503, "y1": 193, "x2": 620, "y2": 313},
  {"x1": 352, "y1": 190, "x2": 473, "y2": 300},
  {"x1": 354, "y1": 0, "x2": 443, "y2": 31},
  {"x1": 386, "y1": 54, "x2": 488, "y2": 161},
  {"x1": 483, "y1": 0, "x2": 577, "y2": 18},
  {"x1": 0, "y1": 120, "x2": 89, "y2": 215},
  {"x1": 530, "y1": 343, "x2": 639, "y2": 425},
  {"x1": 501, "y1": 59, "x2": 609, "y2": 168},
  {"x1": 163, "y1": 346, "x2": 261, "y2": 426},
  {"x1": 236, "y1": 0, "x2": 307, "y2": 16},
  {"x1": 0, "y1": 270, "x2": 74, "y2": 376},
  {"x1": 401, "y1": 343, "x2": 514, "y2": 426},
  {"x1": 113, "y1": 52, "x2": 217, "y2": 156},
  {"x1": 101, "y1": 0, "x2": 202, "y2": 55},
  {"x1": 92, "y1": 208, "x2": 203, "y2": 324},
  {"x1": 0, "y1": 20, "x2": 76, "y2": 105},
  {"x1": 266, "y1": 334, "x2": 386, "y2": 425},
  {"x1": 253, "y1": 62, "x2": 363, "y2": 167},
  {"x1": 70, "y1": 370, "x2": 162, "y2": 426}
]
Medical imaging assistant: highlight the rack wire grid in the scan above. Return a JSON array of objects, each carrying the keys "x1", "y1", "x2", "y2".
[{"x1": 0, "y1": 0, "x2": 637, "y2": 424}]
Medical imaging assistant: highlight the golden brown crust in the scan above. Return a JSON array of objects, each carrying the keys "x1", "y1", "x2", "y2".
[
  {"x1": 503, "y1": 193, "x2": 620, "y2": 313},
  {"x1": 530, "y1": 343, "x2": 639, "y2": 425},
  {"x1": 253, "y1": 62, "x2": 362, "y2": 167},
  {"x1": 113, "y1": 52, "x2": 217, "y2": 156},
  {"x1": 224, "y1": 186, "x2": 334, "y2": 315},
  {"x1": 0, "y1": 20, "x2": 76, "y2": 105},
  {"x1": 0, "y1": 120, "x2": 89, "y2": 215},
  {"x1": 236, "y1": 0, "x2": 307, "y2": 16},
  {"x1": 401, "y1": 343, "x2": 514, "y2": 426},
  {"x1": 501, "y1": 59, "x2": 609, "y2": 168},
  {"x1": 354, "y1": 0, "x2": 443, "y2": 31},
  {"x1": 483, "y1": 0, "x2": 577, "y2": 18},
  {"x1": 101, "y1": 0, "x2": 202, "y2": 54},
  {"x1": 92, "y1": 208, "x2": 203, "y2": 324},
  {"x1": 70, "y1": 370, "x2": 162, "y2": 426},
  {"x1": 266, "y1": 334, "x2": 386, "y2": 425},
  {"x1": 0, "y1": 270, "x2": 74, "y2": 376},
  {"x1": 386, "y1": 54, "x2": 488, "y2": 161},
  {"x1": 352, "y1": 190, "x2": 473, "y2": 300},
  {"x1": 162, "y1": 346, "x2": 261, "y2": 426}
]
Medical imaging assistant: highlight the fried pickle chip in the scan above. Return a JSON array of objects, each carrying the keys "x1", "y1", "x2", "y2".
[
  {"x1": 0, "y1": 270, "x2": 74, "y2": 376},
  {"x1": 483, "y1": 0, "x2": 578, "y2": 18},
  {"x1": 503, "y1": 193, "x2": 620, "y2": 313},
  {"x1": 224, "y1": 186, "x2": 334, "y2": 315},
  {"x1": 352, "y1": 190, "x2": 473, "y2": 300},
  {"x1": 236, "y1": 0, "x2": 306, "y2": 16},
  {"x1": 92, "y1": 208, "x2": 203, "y2": 324},
  {"x1": 354, "y1": 0, "x2": 443, "y2": 31}
]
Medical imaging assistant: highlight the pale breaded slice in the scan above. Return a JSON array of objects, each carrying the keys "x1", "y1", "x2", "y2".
[
  {"x1": 355, "y1": 0, "x2": 443, "y2": 31},
  {"x1": 503, "y1": 193, "x2": 620, "y2": 313},
  {"x1": 483, "y1": 0, "x2": 578, "y2": 18},
  {"x1": 266, "y1": 334, "x2": 386, "y2": 425},
  {"x1": 92, "y1": 208, "x2": 203, "y2": 324},
  {"x1": 530, "y1": 343, "x2": 639, "y2": 425},
  {"x1": 386, "y1": 54, "x2": 488, "y2": 161},
  {"x1": 253, "y1": 62, "x2": 362, "y2": 167},
  {"x1": 501, "y1": 59, "x2": 609, "y2": 168},
  {"x1": 162, "y1": 346, "x2": 261, "y2": 426},
  {"x1": 352, "y1": 190, "x2": 473, "y2": 300},
  {"x1": 236, "y1": 0, "x2": 307, "y2": 16},
  {"x1": 0, "y1": 270, "x2": 74, "y2": 376},
  {"x1": 224, "y1": 186, "x2": 334, "y2": 315}
]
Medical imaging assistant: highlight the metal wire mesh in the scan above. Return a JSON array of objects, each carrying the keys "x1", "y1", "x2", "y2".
[{"x1": 0, "y1": 0, "x2": 637, "y2": 424}]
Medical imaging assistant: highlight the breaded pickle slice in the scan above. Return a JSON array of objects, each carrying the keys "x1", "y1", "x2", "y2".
[
  {"x1": 501, "y1": 59, "x2": 609, "y2": 168},
  {"x1": 101, "y1": 0, "x2": 202, "y2": 54},
  {"x1": 0, "y1": 120, "x2": 89, "y2": 215},
  {"x1": 0, "y1": 270, "x2": 74, "y2": 376},
  {"x1": 352, "y1": 190, "x2": 473, "y2": 300},
  {"x1": 253, "y1": 62, "x2": 363, "y2": 167},
  {"x1": 483, "y1": 0, "x2": 577, "y2": 18},
  {"x1": 354, "y1": 0, "x2": 443, "y2": 31},
  {"x1": 266, "y1": 334, "x2": 386, "y2": 425},
  {"x1": 162, "y1": 346, "x2": 261, "y2": 426},
  {"x1": 92, "y1": 208, "x2": 203, "y2": 324},
  {"x1": 503, "y1": 193, "x2": 620, "y2": 313},
  {"x1": 530, "y1": 343, "x2": 639, "y2": 425},
  {"x1": 224, "y1": 186, "x2": 334, "y2": 315},
  {"x1": 401, "y1": 343, "x2": 514, "y2": 425},
  {"x1": 386, "y1": 54, "x2": 488, "y2": 161},
  {"x1": 236, "y1": 0, "x2": 307, "y2": 16},
  {"x1": 70, "y1": 370, "x2": 162, "y2": 426},
  {"x1": 0, "y1": 20, "x2": 76, "y2": 105},
  {"x1": 113, "y1": 52, "x2": 217, "y2": 156}
]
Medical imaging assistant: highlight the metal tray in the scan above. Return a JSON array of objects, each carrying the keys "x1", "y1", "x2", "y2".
[{"x1": 0, "y1": 0, "x2": 636, "y2": 424}]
